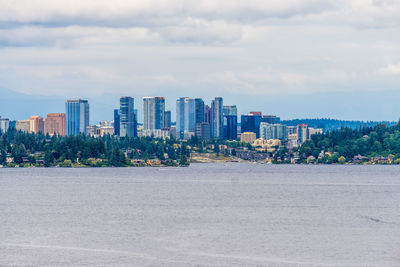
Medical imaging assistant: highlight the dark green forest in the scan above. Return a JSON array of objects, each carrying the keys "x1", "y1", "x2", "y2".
[
  {"x1": 298, "y1": 122, "x2": 400, "y2": 163},
  {"x1": 0, "y1": 128, "x2": 189, "y2": 167}
]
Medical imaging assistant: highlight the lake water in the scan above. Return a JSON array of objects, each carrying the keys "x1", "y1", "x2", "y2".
[{"x1": 0, "y1": 164, "x2": 399, "y2": 266}]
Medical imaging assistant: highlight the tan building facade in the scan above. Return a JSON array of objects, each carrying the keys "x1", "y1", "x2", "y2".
[
  {"x1": 45, "y1": 113, "x2": 66, "y2": 136},
  {"x1": 15, "y1": 120, "x2": 30, "y2": 132},
  {"x1": 29, "y1": 116, "x2": 44, "y2": 134},
  {"x1": 240, "y1": 132, "x2": 256, "y2": 143}
]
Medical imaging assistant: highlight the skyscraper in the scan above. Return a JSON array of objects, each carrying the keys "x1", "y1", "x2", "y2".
[
  {"x1": 204, "y1": 104, "x2": 211, "y2": 124},
  {"x1": 164, "y1": 110, "x2": 171, "y2": 129},
  {"x1": 120, "y1": 96, "x2": 137, "y2": 137},
  {"x1": 45, "y1": 113, "x2": 66, "y2": 136},
  {"x1": 29, "y1": 116, "x2": 44, "y2": 134},
  {"x1": 195, "y1": 98, "x2": 205, "y2": 125},
  {"x1": 143, "y1": 97, "x2": 165, "y2": 131},
  {"x1": 241, "y1": 113, "x2": 262, "y2": 138},
  {"x1": 223, "y1": 105, "x2": 237, "y2": 140},
  {"x1": 113, "y1": 109, "x2": 120, "y2": 136},
  {"x1": 66, "y1": 99, "x2": 89, "y2": 136},
  {"x1": 196, "y1": 122, "x2": 211, "y2": 140},
  {"x1": 261, "y1": 115, "x2": 280, "y2": 124},
  {"x1": 211, "y1": 97, "x2": 223, "y2": 139},
  {"x1": 176, "y1": 97, "x2": 195, "y2": 140}
]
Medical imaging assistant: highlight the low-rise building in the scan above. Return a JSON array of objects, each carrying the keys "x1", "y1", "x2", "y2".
[
  {"x1": 252, "y1": 138, "x2": 281, "y2": 152},
  {"x1": 141, "y1": 129, "x2": 170, "y2": 139},
  {"x1": 240, "y1": 132, "x2": 256, "y2": 143},
  {"x1": 0, "y1": 117, "x2": 10, "y2": 133}
]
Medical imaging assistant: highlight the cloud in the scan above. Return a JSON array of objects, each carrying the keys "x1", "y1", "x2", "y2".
[
  {"x1": 0, "y1": 0, "x2": 337, "y2": 26},
  {"x1": 377, "y1": 63, "x2": 400, "y2": 76},
  {"x1": 160, "y1": 18, "x2": 242, "y2": 44},
  {"x1": 0, "y1": 0, "x2": 399, "y2": 121},
  {"x1": 0, "y1": 26, "x2": 160, "y2": 47}
]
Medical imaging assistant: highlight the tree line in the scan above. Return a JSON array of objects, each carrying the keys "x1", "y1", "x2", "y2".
[
  {"x1": 0, "y1": 128, "x2": 189, "y2": 167},
  {"x1": 298, "y1": 122, "x2": 400, "y2": 163}
]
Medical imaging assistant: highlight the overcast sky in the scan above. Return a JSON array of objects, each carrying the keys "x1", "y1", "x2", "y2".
[{"x1": 0, "y1": 0, "x2": 400, "y2": 122}]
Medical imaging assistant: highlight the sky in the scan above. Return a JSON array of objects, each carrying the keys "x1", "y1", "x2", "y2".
[{"x1": 0, "y1": 0, "x2": 400, "y2": 122}]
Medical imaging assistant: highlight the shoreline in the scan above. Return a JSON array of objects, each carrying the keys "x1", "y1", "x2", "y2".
[{"x1": 1, "y1": 161, "x2": 399, "y2": 168}]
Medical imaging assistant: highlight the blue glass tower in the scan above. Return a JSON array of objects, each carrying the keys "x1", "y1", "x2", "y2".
[
  {"x1": 241, "y1": 113, "x2": 262, "y2": 138},
  {"x1": 65, "y1": 99, "x2": 89, "y2": 136},
  {"x1": 120, "y1": 97, "x2": 137, "y2": 137},
  {"x1": 113, "y1": 109, "x2": 120, "y2": 136},
  {"x1": 223, "y1": 105, "x2": 237, "y2": 140},
  {"x1": 211, "y1": 97, "x2": 223, "y2": 139},
  {"x1": 176, "y1": 97, "x2": 195, "y2": 140}
]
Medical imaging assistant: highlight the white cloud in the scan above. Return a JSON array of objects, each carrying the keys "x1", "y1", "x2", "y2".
[
  {"x1": 0, "y1": 26, "x2": 160, "y2": 47},
  {"x1": 377, "y1": 63, "x2": 400, "y2": 76},
  {"x1": 160, "y1": 18, "x2": 242, "y2": 44},
  {"x1": 0, "y1": 0, "x2": 399, "y2": 114}
]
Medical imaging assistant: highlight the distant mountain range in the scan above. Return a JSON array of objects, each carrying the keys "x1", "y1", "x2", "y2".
[
  {"x1": 0, "y1": 87, "x2": 116, "y2": 123},
  {"x1": 281, "y1": 118, "x2": 396, "y2": 132}
]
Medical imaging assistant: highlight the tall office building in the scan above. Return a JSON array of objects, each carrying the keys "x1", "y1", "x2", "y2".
[
  {"x1": 195, "y1": 98, "x2": 205, "y2": 125},
  {"x1": 143, "y1": 97, "x2": 165, "y2": 131},
  {"x1": 0, "y1": 117, "x2": 9, "y2": 133},
  {"x1": 223, "y1": 105, "x2": 237, "y2": 140},
  {"x1": 113, "y1": 109, "x2": 120, "y2": 136},
  {"x1": 164, "y1": 110, "x2": 171, "y2": 129},
  {"x1": 260, "y1": 123, "x2": 287, "y2": 140},
  {"x1": 29, "y1": 116, "x2": 44, "y2": 134},
  {"x1": 204, "y1": 104, "x2": 211, "y2": 124},
  {"x1": 66, "y1": 99, "x2": 89, "y2": 136},
  {"x1": 176, "y1": 97, "x2": 196, "y2": 139},
  {"x1": 261, "y1": 115, "x2": 280, "y2": 124},
  {"x1": 241, "y1": 113, "x2": 262, "y2": 138},
  {"x1": 120, "y1": 97, "x2": 137, "y2": 137},
  {"x1": 45, "y1": 113, "x2": 66, "y2": 136},
  {"x1": 196, "y1": 122, "x2": 211, "y2": 140},
  {"x1": 211, "y1": 97, "x2": 223, "y2": 139}
]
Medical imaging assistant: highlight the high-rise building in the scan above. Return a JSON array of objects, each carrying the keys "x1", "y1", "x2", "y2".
[
  {"x1": 287, "y1": 126, "x2": 297, "y2": 135},
  {"x1": 0, "y1": 117, "x2": 9, "y2": 133},
  {"x1": 29, "y1": 116, "x2": 44, "y2": 134},
  {"x1": 66, "y1": 99, "x2": 89, "y2": 136},
  {"x1": 261, "y1": 115, "x2": 280, "y2": 124},
  {"x1": 15, "y1": 120, "x2": 30, "y2": 132},
  {"x1": 164, "y1": 110, "x2": 171, "y2": 129},
  {"x1": 195, "y1": 98, "x2": 205, "y2": 125},
  {"x1": 176, "y1": 97, "x2": 195, "y2": 139},
  {"x1": 223, "y1": 105, "x2": 237, "y2": 140},
  {"x1": 120, "y1": 97, "x2": 137, "y2": 137},
  {"x1": 204, "y1": 104, "x2": 211, "y2": 124},
  {"x1": 143, "y1": 97, "x2": 165, "y2": 131},
  {"x1": 196, "y1": 122, "x2": 211, "y2": 140},
  {"x1": 45, "y1": 113, "x2": 66, "y2": 136},
  {"x1": 260, "y1": 123, "x2": 287, "y2": 140},
  {"x1": 297, "y1": 124, "x2": 309, "y2": 144},
  {"x1": 113, "y1": 109, "x2": 120, "y2": 136},
  {"x1": 211, "y1": 97, "x2": 223, "y2": 139},
  {"x1": 241, "y1": 113, "x2": 262, "y2": 138}
]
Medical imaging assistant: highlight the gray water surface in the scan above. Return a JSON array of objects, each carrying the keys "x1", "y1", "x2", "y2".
[{"x1": 1, "y1": 164, "x2": 400, "y2": 266}]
